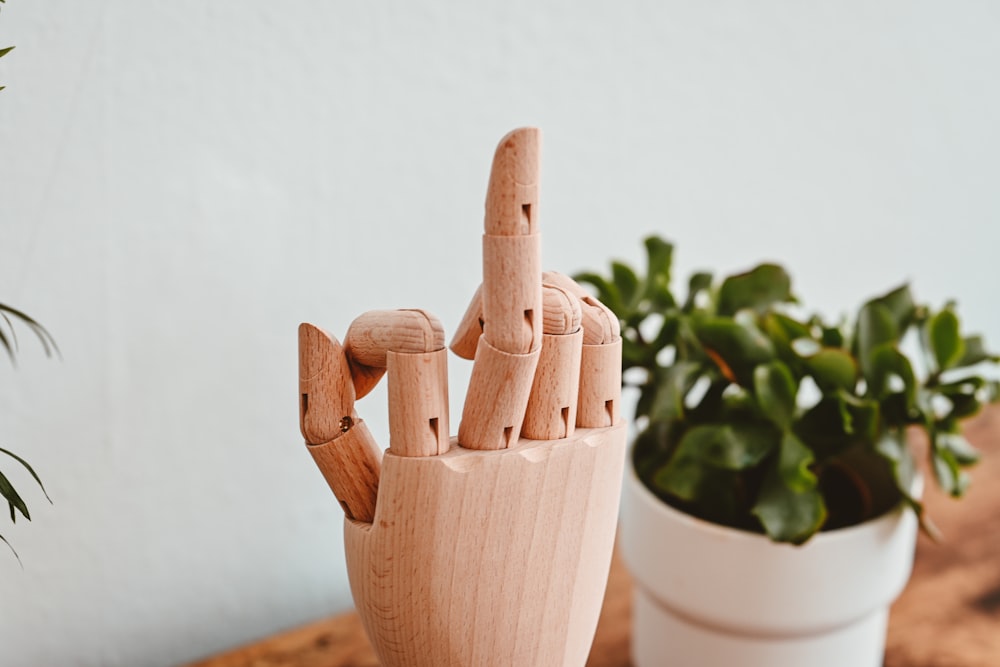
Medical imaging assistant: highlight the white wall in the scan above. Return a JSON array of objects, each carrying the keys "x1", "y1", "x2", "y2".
[{"x1": 1, "y1": 2, "x2": 997, "y2": 665}]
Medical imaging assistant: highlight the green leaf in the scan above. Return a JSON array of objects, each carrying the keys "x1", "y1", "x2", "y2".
[
  {"x1": 648, "y1": 361, "x2": 702, "y2": 422},
  {"x1": 0, "y1": 532, "x2": 23, "y2": 567},
  {"x1": 652, "y1": 453, "x2": 705, "y2": 502},
  {"x1": 0, "y1": 46, "x2": 13, "y2": 59},
  {"x1": 868, "y1": 344, "x2": 916, "y2": 408},
  {"x1": 753, "y1": 361, "x2": 797, "y2": 430},
  {"x1": 0, "y1": 447, "x2": 51, "y2": 503},
  {"x1": 819, "y1": 323, "x2": 845, "y2": 348},
  {"x1": 611, "y1": 261, "x2": 640, "y2": 308},
  {"x1": 855, "y1": 301, "x2": 898, "y2": 381},
  {"x1": 674, "y1": 423, "x2": 777, "y2": 470},
  {"x1": 694, "y1": 317, "x2": 775, "y2": 385},
  {"x1": 764, "y1": 312, "x2": 811, "y2": 342},
  {"x1": 804, "y1": 348, "x2": 857, "y2": 391},
  {"x1": 955, "y1": 335, "x2": 999, "y2": 367},
  {"x1": 932, "y1": 446, "x2": 969, "y2": 497},
  {"x1": 837, "y1": 391, "x2": 881, "y2": 442},
  {"x1": 0, "y1": 302, "x2": 60, "y2": 359},
  {"x1": 717, "y1": 264, "x2": 793, "y2": 317},
  {"x1": 640, "y1": 236, "x2": 675, "y2": 307},
  {"x1": 752, "y1": 464, "x2": 827, "y2": 544},
  {"x1": 682, "y1": 271, "x2": 713, "y2": 313},
  {"x1": 777, "y1": 431, "x2": 817, "y2": 493},
  {"x1": 871, "y1": 284, "x2": 916, "y2": 332},
  {"x1": 875, "y1": 432, "x2": 917, "y2": 497},
  {"x1": 937, "y1": 432, "x2": 980, "y2": 466},
  {"x1": 936, "y1": 377, "x2": 986, "y2": 420},
  {"x1": 0, "y1": 469, "x2": 30, "y2": 522},
  {"x1": 927, "y1": 308, "x2": 965, "y2": 371}
]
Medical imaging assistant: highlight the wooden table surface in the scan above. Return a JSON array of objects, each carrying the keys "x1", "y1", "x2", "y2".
[{"x1": 186, "y1": 406, "x2": 1000, "y2": 667}]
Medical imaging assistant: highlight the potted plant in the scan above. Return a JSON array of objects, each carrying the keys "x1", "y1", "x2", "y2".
[{"x1": 575, "y1": 236, "x2": 999, "y2": 667}]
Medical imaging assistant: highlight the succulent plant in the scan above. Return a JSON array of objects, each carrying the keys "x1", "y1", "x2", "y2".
[{"x1": 576, "y1": 236, "x2": 999, "y2": 544}]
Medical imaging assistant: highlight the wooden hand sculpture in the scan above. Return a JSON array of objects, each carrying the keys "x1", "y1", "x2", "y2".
[{"x1": 298, "y1": 128, "x2": 626, "y2": 667}]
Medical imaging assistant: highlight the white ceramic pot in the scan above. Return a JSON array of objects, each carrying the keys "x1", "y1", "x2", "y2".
[{"x1": 620, "y1": 457, "x2": 919, "y2": 667}]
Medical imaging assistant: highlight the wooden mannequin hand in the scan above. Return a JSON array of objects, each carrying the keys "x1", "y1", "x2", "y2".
[{"x1": 296, "y1": 128, "x2": 627, "y2": 667}]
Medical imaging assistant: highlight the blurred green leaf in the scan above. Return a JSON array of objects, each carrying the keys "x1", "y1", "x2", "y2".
[
  {"x1": 673, "y1": 422, "x2": 777, "y2": 470},
  {"x1": 648, "y1": 361, "x2": 702, "y2": 422},
  {"x1": 818, "y1": 323, "x2": 845, "y2": 348},
  {"x1": 932, "y1": 446, "x2": 969, "y2": 497},
  {"x1": 955, "y1": 335, "x2": 999, "y2": 367},
  {"x1": 752, "y1": 464, "x2": 827, "y2": 544},
  {"x1": 805, "y1": 348, "x2": 857, "y2": 391},
  {"x1": 653, "y1": 452, "x2": 705, "y2": 502},
  {"x1": 871, "y1": 284, "x2": 916, "y2": 332},
  {"x1": 694, "y1": 317, "x2": 775, "y2": 384},
  {"x1": 640, "y1": 236, "x2": 675, "y2": 307},
  {"x1": 838, "y1": 391, "x2": 880, "y2": 442},
  {"x1": 682, "y1": 271, "x2": 713, "y2": 313},
  {"x1": 868, "y1": 344, "x2": 916, "y2": 409},
  {"x1": 937, "y1": 432, "x2": 980, "y2": 466},
  {"x1": 875, "y1": 432, "x2": 917, "y2": 498},
  {"x1": 777, "y1": 431, "x2": 817, "y2": 493},
  {"x1": 612, "y1": 261, "x2": 640, "y2": 308},
  {"x1": 856, "y1": 301, "x2": 898, "y2": 381},
  {"x1": 0, "y1": 46, "x2": 13, "y2": 59},
  {"x1": 717, "y1": 264, "x2": 793, "y2": 317},
  {"x1": 928, "y1": 308, "x2": 965, "y2": 372},
  {"x1": 753, "y1": 361, "x2": 797, "y2": 430}
]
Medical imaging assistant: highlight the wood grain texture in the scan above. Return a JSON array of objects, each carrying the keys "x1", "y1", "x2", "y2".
[
  {"x1": 484, "y1": 127, "x2": 540, "y2": 237},
  {"x1": 344, "y1": 423, "x2": 627, "y2": 667},
  {"x1": 298, "y1": 323, "x2": 355, "y2": 445},
  {"x1": 450, "y1": 282, "x2": 581, "y2": 361},
  {"x1": 543, "y1": 272, "x2": 620, "y2": 345},
  {"x1": 541, "y1": 281, "x2": 583, "y2": 336},
  {"x1": 183, "y1": 406, "x2": 1000, "y2": 667},
  {"x1": 481, "y1": 233, "x2": 543, "y2": 355},
  {"x1": 344, "y1": 309, "x2": 445, "y2": 399},
  {"x1": 386, "y1": 348, "x2": 450, "y2": 457},
  {"x1": 307, "y1": 420, "x2": 382, "y2": 523},
  {"x1": 457, "y1": 335, "x2": 541, "y2": 451},
  {"x1": 522, "y1": 329, "x2": 583, "y2": 440},
  {"x1": 577, "y1": 339, "x2": 623, "y2": 429},
  {"x1": 458, "y1": 128, "x2": 544, "y2": 450},
  {"x1": 450, "y1": 285, "x2": 483, "y2": 360}
]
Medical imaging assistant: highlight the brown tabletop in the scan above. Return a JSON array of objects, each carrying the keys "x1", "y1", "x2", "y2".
[{"x1": 186, "y1": 406, "x2": 1000, "y2": 667}]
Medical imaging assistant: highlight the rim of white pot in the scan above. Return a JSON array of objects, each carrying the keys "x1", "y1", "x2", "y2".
[{"x1": 620, "y1": 448, "x2": 921, "y2": 637}]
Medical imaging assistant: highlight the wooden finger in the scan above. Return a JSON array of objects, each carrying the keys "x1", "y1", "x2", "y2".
[
  {"x1": 450, "y1": 285, "x2": 483, "y2": 360},
  {"x1": 542, "y1": 271, "x2": 620, "y2": 344},
  {"x1": 299, "y1": 323, "x2": 356, "y2": 445},
  {"x1": 344, "y1": 309, "x2": 445, "y2": 398},
  {"x1": 480, "y1": 127, "x2": 543, "y2": 355},
  {"x1": 577, "y1": 337, "x2": 623, "y2": 428},
  {"x1": 387, "y1": 348, "x2": 450, "y2": 457},
  {"x1": 307, "y1": 419, "x2": 382, "y2": 523},
  {"x1": 522, "y1": 329, "x2": 583, "y2": 440},
  {"x1": 458, "y1": 336, "x2": 540, "y2": 450}
]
